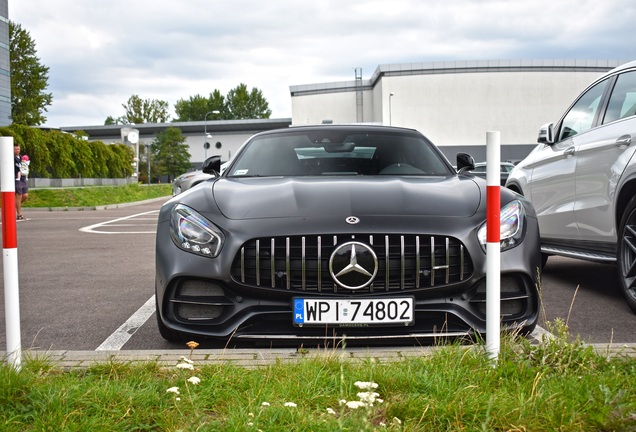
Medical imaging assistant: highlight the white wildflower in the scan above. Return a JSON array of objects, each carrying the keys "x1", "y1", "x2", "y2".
[
  {"x1": 346, "y1": 400, "x2": 367, "y2": 409},
  {"x1": 357, "y1": 391, "x2": 381, "y2": 404},
  {"x1": 261, "y1": 401, "x2": 270, "y2": 407},
  {"x1": 339, "y1": 399, "x2": 347, "y2": 406},
  {"x1": 179, "y1": 356, "x2": 194, "y2": 364},
  {"x1": 176, "y1": 397, "x2": 181, "y2": 401},
  {"x1": 392, "y1": 417, "x2": 402, "y2": 425},
  {"x1": 176, "y1": 362, "x2": 194, "y2": 370},
  {"x1": 354, "y1": 381, "x2": 378, "y2": 390},
  {"x1": 326, "y1": 407, "x2": 336, "y2": 415},
  {"x1": 284, "y1": 402, "x2": 297, "y2": 407},
  {"x1": 247, "y1": 422, "x2": 253, "y2": 427},
  {"x1": 166, "y1": 387, "x2": 180, "y2": 395},
  {"x1": 187, "y1": 376, "x2": 201, "y2": 385}
]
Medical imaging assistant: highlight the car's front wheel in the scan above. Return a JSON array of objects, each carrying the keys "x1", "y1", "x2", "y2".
[{"x1": 617, "y1": 196, "x2": 636, "y2": 312}]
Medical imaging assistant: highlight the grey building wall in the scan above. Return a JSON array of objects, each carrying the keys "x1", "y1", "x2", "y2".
[{"x1": 0, "y1": 0, "x2": 10, "y2": 126}]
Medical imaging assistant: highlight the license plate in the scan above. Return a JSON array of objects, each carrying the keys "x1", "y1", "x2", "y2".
[{"x1": 293, "y1": 298, "x2": 414, "y2": 326}]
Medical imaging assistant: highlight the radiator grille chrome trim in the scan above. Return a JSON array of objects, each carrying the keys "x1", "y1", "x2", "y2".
[{"x1": 232, "y1": 234, "x2": 473, "y2": 293}]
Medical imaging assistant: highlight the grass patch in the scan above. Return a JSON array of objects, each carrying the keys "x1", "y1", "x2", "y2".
[
  {"x1": 21, "y1": 183, "x2": 172, "y2": 208},
  {"x1": 2, "y1": 331, "x2": 636, "y2": 431}
]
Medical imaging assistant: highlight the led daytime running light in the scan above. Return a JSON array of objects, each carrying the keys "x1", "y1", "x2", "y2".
[
  {"x1": 478, "y1": 200, "x2": 525, "y2": 252},
  {"x1": 170, "y1": 204, "x2": 224, "y2": 257}
]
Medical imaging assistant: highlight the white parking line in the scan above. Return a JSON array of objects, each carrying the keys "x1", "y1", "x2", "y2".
[
  {"x1": 96, "y1": 295, "x2": 156, "y2": 351},
  {"x1": 79, "y1": 210, "x2": 159, "y2": 234}
]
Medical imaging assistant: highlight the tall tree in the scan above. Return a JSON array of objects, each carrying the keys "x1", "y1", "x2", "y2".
[
  {"x1": 113, "y1": 95, "x2": 170, "y2": 124},
  {"x1": 104, "y1": 115, "x2": 121, "y2": 125},
  {"x1": 152, "y1": 127, "x2": 191, "y2": 181},
  {"x1": 9, "y1": 21, "x2": 53, "y2": 126},
  {"x1": 173, "y1": 90, "x2": 225, "y2": 122},
  {"x1": 226, "y1": 84, "x2": 272, "y2": 119}
]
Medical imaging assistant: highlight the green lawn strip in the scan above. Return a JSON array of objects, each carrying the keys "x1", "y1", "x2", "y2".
[
  {"x1": 21, "y1": 184, "x2": 172, "y2": 208},
  {"x1": 2, "y1": 334, "x2": 635, "y2": 431}
]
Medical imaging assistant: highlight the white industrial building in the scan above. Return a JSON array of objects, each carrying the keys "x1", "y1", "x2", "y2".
[
  {"x1": 290, "y1": 59, "x2": 627, "y2": 161},
  {"x1": 66, "y1": 59, "x2": 628, "y2": 166}
]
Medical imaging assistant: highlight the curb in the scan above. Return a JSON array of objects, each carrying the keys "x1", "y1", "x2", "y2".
[
  {"x1": 9, "y1": 347, "x2": 437, "y2": 370},
  {"x1": 33, "y1": 196, "x2": 171, "y2": 212},
  {"x1": 4, "y1": 343, "x2": 636, "y2": 370}
]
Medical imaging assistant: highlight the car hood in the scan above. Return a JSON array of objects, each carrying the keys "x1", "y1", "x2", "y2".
[{"x1": 211, "y1": 176, "x2": 483, "y2": 220}]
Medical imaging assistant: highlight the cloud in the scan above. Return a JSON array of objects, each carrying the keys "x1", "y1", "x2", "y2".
[{"x1": 11, "y1": 0, "x2": 636, "y2": 127}]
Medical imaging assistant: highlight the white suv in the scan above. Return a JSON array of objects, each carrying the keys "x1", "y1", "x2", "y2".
[{"x1": 506, "y1": 60, "x2": 636, "y2": 312}]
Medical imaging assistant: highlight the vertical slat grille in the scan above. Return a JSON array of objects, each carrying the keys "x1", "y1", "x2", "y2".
[
  {"x1": 384, "y1": 236, "x2": 390, "y2": 290},
  {"x1": 232, "y1": 234, "x2": 473, "y2": 293},
  {"x1": 270, "y1": 238, "x2": 275, "y2": 288},
  {"x1": 415, "y1": 236, "x2": 421, "y2": 289},
  {"x1": 255, "y1": 239, "x2": 261, "y2": 286},
  {"x1": 285, "y1": 237, "x2": 291, "y2": 290},
  {"x1": 317, "y1": 236, "x2": 322, "y2": 292},
  {"x1": 400, "y1": 236, "x2": 405, "y2": 289}
]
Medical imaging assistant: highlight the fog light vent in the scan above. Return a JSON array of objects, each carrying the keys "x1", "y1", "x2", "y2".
[
  {"x1": 173, "y1": 280, "x2": 227, "y2": 320},
  {"x1": 501, "y1": 276, "x2": 523, "y2": 293},
  {"x1": 178, "y1": 280, "x2": 224, "y2": 297},
  {"x1": 500, "y1": 299, "x2": 523, "y2": 316},
  {"x1": 472, "y1": 275, "x2": 526, "y2": 317},
  {"x1": 177, "y1": 304, "x2": 223, "y2": 320}
]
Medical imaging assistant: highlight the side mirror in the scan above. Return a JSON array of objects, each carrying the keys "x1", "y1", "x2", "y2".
[
  {"x1": 456, "y1": 153, "x2": 475, "y2": 174},
  {"x1": 537, "y1": 122, "x2": 555, "y2": 144},
  {"x1": 201, "y1": 155, "x2": 222, "y2": 175}
]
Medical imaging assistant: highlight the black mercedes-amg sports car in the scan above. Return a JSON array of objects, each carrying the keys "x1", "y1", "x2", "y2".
[{"x1": 155, "y1": 124, "x2": 541, "y2": 345}]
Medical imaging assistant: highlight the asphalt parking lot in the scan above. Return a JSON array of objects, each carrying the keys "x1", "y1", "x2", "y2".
[{"x1": 1, "y1": 197, "x2": 636, "y2": 357}]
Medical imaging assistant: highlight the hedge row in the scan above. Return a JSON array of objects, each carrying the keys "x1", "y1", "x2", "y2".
[{"x1": 0, "y1": 124, "x2": 134, "y2": 179}]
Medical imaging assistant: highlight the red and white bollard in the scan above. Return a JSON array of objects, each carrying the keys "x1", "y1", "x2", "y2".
[
  {"x1": 486, "y1": 131, "x2": 501, "y2": 363},
  {"x1": 1, "y1": 136, "x2": 21, "y2": 370}
]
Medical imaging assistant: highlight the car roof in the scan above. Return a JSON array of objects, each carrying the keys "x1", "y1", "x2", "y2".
[
  {"x1": 253, "y1": 124, "x2": 421, "y2": 137},
  {"x1": 608, "y1": 60, "x2": 636, "y2": 75}
]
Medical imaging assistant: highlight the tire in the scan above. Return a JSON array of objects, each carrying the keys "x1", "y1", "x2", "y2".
[{"x1": 617, "y1": 195, "x2": 636, "y2": 312}]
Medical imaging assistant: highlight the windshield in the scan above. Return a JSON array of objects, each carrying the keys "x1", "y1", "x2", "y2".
[{"x1": 226, "y1": 130, "x2": 452, "y2": 177}]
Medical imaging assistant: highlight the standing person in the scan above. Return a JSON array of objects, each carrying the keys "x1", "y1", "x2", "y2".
[{"x1": 14, "y1": 144, "x2": 28, "y2": 220}]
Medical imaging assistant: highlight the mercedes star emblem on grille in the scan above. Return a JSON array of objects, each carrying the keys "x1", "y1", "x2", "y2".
[
  {"x1": 329, "y1": 241, "x2": 378, "y2": 289},
  {"x1": 346, "y1": 216, "x2": 360, "y2": 224}
]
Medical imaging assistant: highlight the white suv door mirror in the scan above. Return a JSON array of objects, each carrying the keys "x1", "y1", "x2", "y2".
[{"x1": 537, "y1": 122, "x2": 555, "y2": 144}]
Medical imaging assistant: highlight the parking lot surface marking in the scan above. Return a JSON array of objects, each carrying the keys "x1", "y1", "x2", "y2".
[
  {"x1": 79, "y1": 210, "x2": 159, "y2": 234},
  {"x1": 96, "y1": 295, "x2": 156, "y2": 351}
]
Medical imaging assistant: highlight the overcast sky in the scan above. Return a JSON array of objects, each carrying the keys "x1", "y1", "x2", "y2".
[{"x1": 10, "y1": 0, "x2": 636, "y2": 128}]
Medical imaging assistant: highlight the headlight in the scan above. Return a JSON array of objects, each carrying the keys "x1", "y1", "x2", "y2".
[
  {"x1": 169, "y1": 204, "x2": 224, "y2": 257},
  {"x1": 477, "y1": 200, "x2": 525, "y2": 252}
]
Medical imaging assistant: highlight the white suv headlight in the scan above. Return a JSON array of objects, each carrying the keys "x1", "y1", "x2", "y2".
[
  {"x1": 169, "y1": 204, "x2": 224, "y2": 257},
  {"x1": 477, "y1": 200, "x2": 525, "y2": 252}
]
